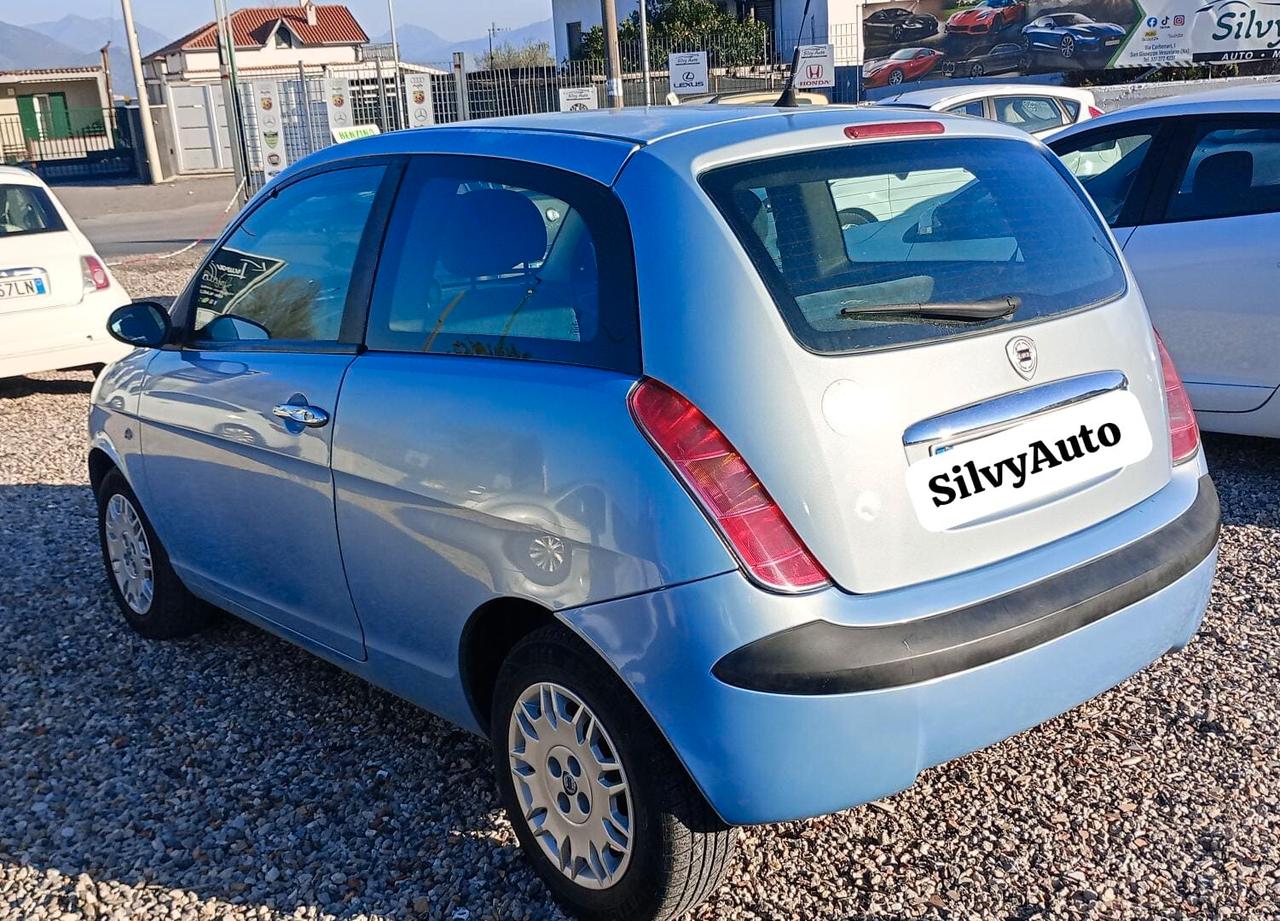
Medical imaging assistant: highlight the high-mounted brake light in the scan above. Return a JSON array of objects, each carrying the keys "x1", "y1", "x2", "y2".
[
  {"x1": 629, "y1": 378, "x2": 830, "y2": 593},
  {"x1": 81, "y1": 255, "x2": 110, "y2": 292},
  {"x1": 844, "y1": 121, "x2": 945, "y2": 141},
  {"x1": 1155, "y1": 330, "x2": 1199, "y2": 464}
]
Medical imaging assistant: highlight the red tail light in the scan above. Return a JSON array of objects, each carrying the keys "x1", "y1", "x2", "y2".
[
  {"x1": 629, "y1": 379, "x2": 830, "y2": 593},
  {"x1": 844, "y1": 121, "x2": 945, "y2": 141},
  {"x1": 1155, "y1": 330, "x2": 1199, "y2": 464},
  {"x1": 1087, "y1": 105, "x2": 1104, "y2": 118},
  {"x1": 81, "y1": 255, "x2": 110, "y2": 292}
]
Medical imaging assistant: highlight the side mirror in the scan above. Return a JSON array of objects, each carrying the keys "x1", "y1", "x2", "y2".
[{"x1": 107, "y1": 301, "x2": 172, "y2": 348}]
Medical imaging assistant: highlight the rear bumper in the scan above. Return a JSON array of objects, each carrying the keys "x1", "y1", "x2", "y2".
[{"x1": 562, "y1": 470, "x2": 1218, "y2": 825}]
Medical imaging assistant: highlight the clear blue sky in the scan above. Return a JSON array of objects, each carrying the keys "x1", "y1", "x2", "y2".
[{"x1": 8, "y1": 0, "x2": 553, "y2": 42}]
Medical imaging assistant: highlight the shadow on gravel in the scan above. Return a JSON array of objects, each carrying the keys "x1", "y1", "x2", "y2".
[
  {"x1": 0, "y1": 483, "x2": 541, "y2": 919},
  {"x1": 1201, "y1": 434, "x2": 1280, "y2": 530},
  {"x1": 0, "y1": 375, "x2": 95, "y2": 399}
]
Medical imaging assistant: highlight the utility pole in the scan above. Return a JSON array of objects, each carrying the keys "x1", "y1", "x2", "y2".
[
  {"x1": 100, "y1": 43, "x2": 114, "y2": 106},
  {"x1": 600, "y1": 0, "x2": 623, "y2": 108},
  {"x1": 638, "y1": 0, "x2": 652, "y2": 105},
  {"x1": 214, "y1": 0, "x2": 249, "y2": 201},
  {"x1": 387, "y1": 0, "x2": 405, "y2": 128},
  {"x1": 120, "y1": 0, "x2": 162, "y2": 182}
]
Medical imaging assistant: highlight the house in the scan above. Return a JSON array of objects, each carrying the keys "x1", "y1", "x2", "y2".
[{"x1": 0, "y1": 67, "x2": 112, "y2": 164}]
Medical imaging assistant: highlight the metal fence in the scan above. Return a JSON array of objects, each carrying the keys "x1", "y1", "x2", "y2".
[
  {"x1": 0, "y1": 106, "x2": 138, "y2": 181},
  {"x1": 232, "y1": 24, "x2": 863, "y2": 193}
]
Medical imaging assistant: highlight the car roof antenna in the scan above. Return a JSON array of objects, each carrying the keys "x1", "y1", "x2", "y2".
[{"x1": 775, "y1": 0, "x2": 815, "y2": 108}]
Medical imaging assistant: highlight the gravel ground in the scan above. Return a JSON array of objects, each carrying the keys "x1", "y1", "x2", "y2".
[{"x1": 1, "y1": 255, "x2": 1277, "y2": 920}]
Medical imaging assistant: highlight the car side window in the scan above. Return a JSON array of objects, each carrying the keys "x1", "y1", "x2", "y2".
[
  {"x1": 946, "y1": 101, "x2": 986, "y2": 118},
  {"x1": 189, "y1": 165, "x2": 386, "y2": 346},
  {"x1": 1052, "y1": 127, "x2": 1156, "y2": 226},
  {"x1": 366, "y1": 156, "x2": 640, "y2": 372},
  {"x1": 1165, "y1": 121, "x2": 1280, "y2": 222},
  {"x1": 993, "y1": 96, "x2": 1067, "y2": 134}
]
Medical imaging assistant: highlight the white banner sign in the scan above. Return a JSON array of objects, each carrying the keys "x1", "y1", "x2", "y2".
[
  {"x1": 1112, "y1": 0, "x2": 1280, "y2": 66},
  {"x1": 252, "y1": 82, "x2": 287, "y2": 179},
  {"x1": 558, "y1": 86, "x2": 600, "y2": 112},
  {"x1": 404, "y1": 73, "x2": 434, "y2": 128},
  {"x1": 668, "y1": 51, "x2": 709, "y2": 95},
  {"x1": 794, "y1": 44, "x2": 836, "y2": 89},
  {"x1": 324, "y1": 74, "x2": 353, "y2": 136}
]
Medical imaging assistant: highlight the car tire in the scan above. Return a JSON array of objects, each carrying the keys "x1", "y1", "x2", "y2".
[
  {"x1": 888, "y1": 68, "x2": 905, "y2": 85},
  {"x1": 492, "y1": 623, "x2": 737, "y2": 921},
  {"x1": 96, "y1": 469, "x2": 212, "y2": 639},
  {"x1": 1060, "y1": 35, "x2": 1075, "y2": 58}
]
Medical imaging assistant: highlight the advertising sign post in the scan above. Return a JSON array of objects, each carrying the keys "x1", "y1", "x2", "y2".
[
  {"x1": 558, "y1": 87, "x2": 601, "y2": 111},
  {"x1": 668, "y1": 51, "x2": 710, "y2": 95},
  {"x1": 403, "y1": 73, "x2": 435, "y2": 128},
  {"x1": 794, "y1": 44, "x2": 837, "y2": 89},
  {"x1": 251, "y1": 82, "x2": 287, "y2": 180},
  {"x1": 324, "y1": 73, "x2": 353, "y2": 138}
]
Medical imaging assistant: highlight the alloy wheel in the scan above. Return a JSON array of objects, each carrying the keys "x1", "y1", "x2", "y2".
[
  {"x1": 508, "y1": 682, "x2": 634, "y2": 890},
  {"x1": 105, "y1": 493, "x2": 154, "y2": 615}
]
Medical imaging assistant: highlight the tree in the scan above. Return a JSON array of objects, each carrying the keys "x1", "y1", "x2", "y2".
[
  {"x1": 482, "y1": 40, "x2": 554, "y2": 70},
  {"x1": 574, "y1": 0, "x2": 769, "y2": 69}
]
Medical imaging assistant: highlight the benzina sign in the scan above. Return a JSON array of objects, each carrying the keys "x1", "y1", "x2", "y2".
[{"x1": 860, "y1": 0, "x2": 1280, "y2": 88}]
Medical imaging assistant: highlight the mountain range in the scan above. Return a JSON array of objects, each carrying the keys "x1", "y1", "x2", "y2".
[
  {"x1": 373, "y1": 19, "x2": 555, "y2": 67},
  {"x1": 0, "y1": 15, "x2": 171, "y2": 98},
  {"x1": 0, "y1": 12, "x2": 554, "y2": 98}
]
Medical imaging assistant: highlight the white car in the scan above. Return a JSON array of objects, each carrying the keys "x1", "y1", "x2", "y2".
[
  {"x1": 1050, "y1": 84, "x2": 1280, "y2": 438},
  {"x1": 876, "y1": 84, "x2": 1101, "y2": 137},
  {"x1": 0, "y1": 167, "x2": 130, "y2": 379}
]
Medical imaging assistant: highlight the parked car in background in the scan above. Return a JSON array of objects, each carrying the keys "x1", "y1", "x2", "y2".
[
  {"x1": 1050, "y1": 84, "x2": 1280, "y2": 437},
  {"x1": 946, "y1": 0, "x2": 1028, "y2": 35},
  {"x1": 1022, "y1": 13, "x2": 1126, "y2": 59},
  {"x1": 864, "y1": 6, "x2": 940, "y2": 43},
  {"x1": 92, "y1": 106, "x2": 1219, "y2": 921},
  {"x1": 864, "y1": 47, "x2": 945, "y2": 87},
  {"x1": 877, "y1": 84, "x2": 1101, "y2": 136},
  {"x1": 0, "y1": 167, "x2": 129, "y2": 379},
  {"x1": 671, "y1": 89, "x2": 829, "y2": 105}
]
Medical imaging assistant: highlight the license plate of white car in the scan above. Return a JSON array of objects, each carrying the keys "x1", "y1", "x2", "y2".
[
  {"x1": 0, "y1": 276, "x2": 47, "y2": 299},
  {"x1": 907, "y1": 389, "x2": 1153, "y2": 531}
]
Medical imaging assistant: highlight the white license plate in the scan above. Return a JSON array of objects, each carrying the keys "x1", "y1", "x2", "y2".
[
  {"x1": 0, "y1": 276, "x2": 47, "y2": 299},
  {"x1": 1105, "y1": 39, "x2": 1121, "y2": 45},
  {"x1": 907, "y1": 389, "x2": 1153, "y2": 532}
]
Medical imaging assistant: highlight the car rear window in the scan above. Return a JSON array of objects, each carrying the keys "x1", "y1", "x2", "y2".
[
  {"x1": 0, "y1": 184, "x2": 66, "y2": 237},
  {"x1": 700, "y1": 137, "x2": 1126, "y2": 354}
]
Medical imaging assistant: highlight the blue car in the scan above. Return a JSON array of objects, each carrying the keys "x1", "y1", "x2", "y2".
[
  {"x1": 92, "y1": 107, "x2": 1218, "y2": 921},
  {"x1": 1022, "y1": 12, "x2": 1127, "y2": 58}
]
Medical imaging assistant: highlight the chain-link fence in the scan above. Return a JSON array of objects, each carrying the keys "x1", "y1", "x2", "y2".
[{"x1": 233, "y1": 24, "x2": 862, "y2": 193}]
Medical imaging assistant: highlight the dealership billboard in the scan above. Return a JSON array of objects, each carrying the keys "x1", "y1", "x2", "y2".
[{"x1": 862, "y1": 0, "x2": 1280, "y2": 89}]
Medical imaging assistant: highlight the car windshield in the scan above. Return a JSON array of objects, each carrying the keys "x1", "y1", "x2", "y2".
[
  {"x1": 1059, "y1": 13, "x2": 1090, "y2": 24},
  {"x1": 700, "y1": 137, "x2": 1126, "y2": 354},
  {"x1": 889, "y1": 49, "x2": 918, "y2": 59},
  {"x1": 0, "y1": 184, "x2": 66, "y2": 237}
]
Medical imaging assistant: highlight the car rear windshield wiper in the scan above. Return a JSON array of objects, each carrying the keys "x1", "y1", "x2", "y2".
[{"x1": 838, "y1": 295, "x2": 1020, "y2": 322}]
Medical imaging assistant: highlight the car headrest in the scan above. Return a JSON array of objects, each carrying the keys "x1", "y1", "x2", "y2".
[
  {"x1": 439, "y1": 188, "x2": 547, "y2": 278},
  {"x1": 1193, "y1": 150, "x2": 1253, "y2": 200}
]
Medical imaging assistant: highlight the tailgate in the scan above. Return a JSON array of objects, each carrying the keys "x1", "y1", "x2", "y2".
[{"x1": 0, "y1": 231, "x2": 84, "y2": 313}]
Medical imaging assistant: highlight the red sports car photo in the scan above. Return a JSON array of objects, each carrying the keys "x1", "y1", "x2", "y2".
[
  {"x1": 946, "y1": 0, "x2": 1027, "y2": 35},
  {"x1": 863, "y1": 47, "x2": 945, "y2": 87}
]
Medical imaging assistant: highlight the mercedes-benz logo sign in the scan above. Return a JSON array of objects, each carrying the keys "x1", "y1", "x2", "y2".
[{"x1": 1006, "y1": 336, "x2": 1038, "y2": 380}]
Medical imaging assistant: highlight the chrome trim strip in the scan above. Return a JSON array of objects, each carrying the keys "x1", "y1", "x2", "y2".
[{"x1": 903, "y1": 370, "x2": 1129, "y2": 458}]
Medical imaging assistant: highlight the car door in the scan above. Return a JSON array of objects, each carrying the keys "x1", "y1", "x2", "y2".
[
  {"x1": 1117, "y1": 114, "x2": 1280, "y2": 412},
  {"x1": 137, "y1": 161, "x2": 399, "y2": 659},
  {"x1": 329, "y1": 155, "x2": 720, "y2": 726}
]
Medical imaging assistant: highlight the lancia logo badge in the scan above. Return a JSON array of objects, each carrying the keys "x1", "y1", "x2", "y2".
[{"x1": 1006, "y1": 336, "x2": 1038, "y2": 380}]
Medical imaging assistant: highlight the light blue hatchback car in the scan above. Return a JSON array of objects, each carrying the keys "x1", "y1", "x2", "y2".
[{"x1": 93, "y1": 105, "x2": 1220, "y2": 921}]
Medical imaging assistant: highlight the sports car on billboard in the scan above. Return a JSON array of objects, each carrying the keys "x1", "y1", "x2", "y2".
[
  {"x1": 864, "y1": 7, "x2": 941, "y2": 43},
  {"x1": 1021, "y1": 13, "x2": 1127, "y2": 58},
  {"x1": 943, "y1": 42, "x2": 1029, "y2": 77},
  {"x1": 946, "y1": 0, "x2": 1027, "y2": 35},
  {"x1": 863, "y1": 47, "x2": 946, "y2": 87}
]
